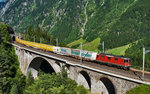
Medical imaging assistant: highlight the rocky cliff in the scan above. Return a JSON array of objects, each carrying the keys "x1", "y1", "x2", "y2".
[{"x1": 0, "y1": 0, "x2": 15, "y2": 16}]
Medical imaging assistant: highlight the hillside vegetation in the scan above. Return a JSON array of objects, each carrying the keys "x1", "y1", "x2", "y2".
[
  {"x1": 1, "y1": 0, "x2": 148, "y2": 44},
  {"x1": 0, "y1": 23, "x2": 90, "y2": 94},
  {"x1": 0, "y1": 23, "x2": 26, "y2": 94},
  {"x1": 1, "y1": 0, "x2": 150, "y2": 69},
  {"x1": 106, "y1": 44, "x2": 130, "y2": 55},
  {"x1": 25, "y1": 68, "x2": 89, "y2": 94},
  {"x1": 126, "y1": 84, "x2": 150, "y2": 94}
]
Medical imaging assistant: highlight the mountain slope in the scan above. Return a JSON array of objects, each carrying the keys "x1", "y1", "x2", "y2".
[
  {"x1": 1, "y1": 0, "x2": 150, "y2": 69},
  {"x1": 1, "y1": 0, "x2": 148, "y2": 44},
  {"x1": 0, "y1": 0, "x2": 150, "y2": 49},
  {"x1": 0, "y1": 2, "x2": 6, "y2": 10},
  {"x1": 101, "y1": 0, "x2": 150, "y2": 49},
  {"x1": 0, "y1": 0, "x2": 87, "y2": 43}
]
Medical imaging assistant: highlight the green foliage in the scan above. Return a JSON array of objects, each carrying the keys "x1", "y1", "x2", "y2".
[
  {"x1": 75, "y1": 85, "x2": 88, "y2": 94},
  {"x1": 10, "y1": 83, "x2": 18, "y2": 94},
  {"x1": 101, "y1": 0, "x2": 150, "y2": 49},
  {"x1": 50, "y1": 85, "x2": 66, "y2": 94},
  {"x1": 61, "y1": 66, "x2": 68, "y2": 79},
  {"x1": 0, "y1": 23, "x2": 11, "y2": 43},
  {"x1": 0, "y1": 23, "x2": 18, "y2": 93},
  {"x1": 25, "y1": 71, "x2": 34, "y2": 89},
  {"x1": 125, "y1": 38, "x2": 150, "y2": 70},
  {"x1": 78, "y1": 38, "x2": 101, "y2": 52},
  {"x1": 23, "y1": 25, "x2": 67, "y2": 46},
  {"x1": 1, "y1": 0, "x2": 86, "y2": 43},
  {"x1": 106, "y1": 43, "x2": 131, "y2": 55},
  {"x1": 11, "y1": 69, "x2": 26, "y2": 94},
  {"x1": 67, "y1": 38, "x2": 84, "y2": 48},
  {"x1": 25, "y1": 66, "x2": 89, "y2": 94},
  {"x1": 126, "y1": 84, "x2": 150, "y2": 94},
  {"x1": 68, "y1": 38, "x2": 101, "y2": 52},
  {"x1": 0, "y1": 23, "x2": 25, "y2": 94}
]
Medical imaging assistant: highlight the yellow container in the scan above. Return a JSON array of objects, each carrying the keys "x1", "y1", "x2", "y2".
[
  {"x1": 36, "y1": 43, "x2": 40, "y2": 48},
  {"x1": 32, "y1": 42, "x2": 36, "y2": 48},
  {"x1": 15, "y1": 37, "x2": 54, "y2": 52},
  {"x1": 47, "y1": 45, "x2": 54, "y2": 51}
]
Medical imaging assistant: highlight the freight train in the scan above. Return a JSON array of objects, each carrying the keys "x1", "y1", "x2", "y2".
[{"x1": 15, "y1": 37, "x2": 131, "y2": 70}]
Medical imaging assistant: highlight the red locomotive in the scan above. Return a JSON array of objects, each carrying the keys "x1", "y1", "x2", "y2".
[{"x1": 96, "y1": 53, "x2": 131, "y2": 70}]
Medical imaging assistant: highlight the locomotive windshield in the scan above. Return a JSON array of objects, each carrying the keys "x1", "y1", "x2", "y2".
[{"x1": 124, "y1": 60, "x2": 129, "y2": 63}]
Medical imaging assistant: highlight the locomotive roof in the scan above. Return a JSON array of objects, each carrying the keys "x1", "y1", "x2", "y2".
[{"x1": 100, "y1": 53, "x2": 130, "y2": 59}]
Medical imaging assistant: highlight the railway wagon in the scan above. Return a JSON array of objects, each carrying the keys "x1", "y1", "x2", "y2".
[
  {"x1": 71, "y1": 49, "x2": 80, "y2": 59},
  {"x1": 16, "y1": 37, "x2": 54, "y2": 52},
  {"x1": 53, "y1": 46, "x2": 61, "y2": 53},
  {"x1": 71, "y1": 49, "x2": 97, "y2": 60},
  {"x1": 16, "y1": 37, "x2": 26, "y2": 45},
  {"x1": 81, "y1": 50, "x2": 97, "y2": 60},
  {"x1": 96, "y1": 53, "x2": 131, "y2": 69},
  {"x1": 45, "y1": 45, "x2": 54, "y2": 51},
  {"x1": 31, "y1": 42, "x2": 54, "y2": 51},
  {"x1": 27, "y1": 41, "x2": 34, "y2": 47},
  {"x1": 31, "y1": 42, "x2": 41, "y2": 48},
  {"x1": 60, "y1": 47, "x2": 71, "y2": 55},
  {"x1": 15, "y1": 37, "x2": 21, "y2": 43},
  {"x1": 40, "y1": 44, "x2": 48, "y2": 50}
]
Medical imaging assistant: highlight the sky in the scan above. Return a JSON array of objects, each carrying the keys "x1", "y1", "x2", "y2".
[{"x1": 0, "y1": 0, "x2": 2, "y2": 2}]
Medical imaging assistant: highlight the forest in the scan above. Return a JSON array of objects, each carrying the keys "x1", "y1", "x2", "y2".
[
  {"x1": 0, "y1": 23, "x2": 89, "y2": 94},
  {"x1": 21, "y1": 25, "x2": 67, "y2": 47},
  {"x1": 0, "y1": 23, "x2": 23, "y2": 93}
]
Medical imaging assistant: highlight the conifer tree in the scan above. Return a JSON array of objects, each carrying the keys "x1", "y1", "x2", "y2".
[
  {"x1": 25, "y1": 71, "x2": 34, "y2": 89},
  {"x1": 10, "y1": 83, "x2": 18, "y2": 94}
]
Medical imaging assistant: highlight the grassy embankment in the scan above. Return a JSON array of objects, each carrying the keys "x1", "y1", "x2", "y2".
[
  {"x1": 106, "y1": 44, "x2": 130, "y2": 55},
  {"x1": 67, "y1": 38, "x2": 100, "y2": 52},
  {"x1": 126, "y1": 84, "x2": 150, "y2": 94},
  {"x1": 67, "y1": 37, "x2": 131, "y2": 55}
]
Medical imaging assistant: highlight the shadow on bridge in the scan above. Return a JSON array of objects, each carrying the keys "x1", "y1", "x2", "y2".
[
  {"x1": 27, "y1": 57, "x2": 56, "y2": 78},
  {"x1": 100, "y1": 77, "x2": 116, "y2": 94}
]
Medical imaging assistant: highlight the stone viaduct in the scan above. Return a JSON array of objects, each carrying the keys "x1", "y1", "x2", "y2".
[{"x1": 13, "y1": 43, "x2": 150, "y2": 94}]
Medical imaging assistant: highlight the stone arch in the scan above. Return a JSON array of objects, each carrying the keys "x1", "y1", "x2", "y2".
[
  {"x1": 99, "y1": 77, "x2": 116, "y2": 94},
  {"x1": 64, "y1": 64, "x2": 70, "y2": 77},
  {"x1": 77, "y1": 71, "x2": 91, "y2": 89},
  {"x1": 27, "y1": 57, "x2": 60, "y2": 78}
]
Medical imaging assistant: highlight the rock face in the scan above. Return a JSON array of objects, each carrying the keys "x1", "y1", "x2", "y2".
[
  {"x1": 0, "y1": 0, "x2": 6, "y2": 11},
  {"x1": 0, "y1": 0, "x2": 15, "y2": 16},
  {"x1": 0, "y1": 2, "x2": 5, "y2": 10}
]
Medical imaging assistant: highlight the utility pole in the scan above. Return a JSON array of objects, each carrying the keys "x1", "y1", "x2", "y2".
[
  {"x1": 56, "y1": 38, "x2": 58, "y2": 46},
  {"x1": 18, "y1": 33, "x2": 20, "y2": 38},
  {"x1": 80, "y1": 42, "x2": 82, "y2": 64},
  {"x1": 143, "y1": 47, "x2": 145, "y2": 78},
  {"x1": 23, "y1": 34, "x2": 25, "y2": 40},
  {"x1": 15, "y1": 32, "x2": 16, "y2": 37},
  {"x1": 98, "y1": 41, "x2": 104, "y2": 53},
  {"x1": 34, "y1": 36, "x2": 35, "y2": 42},
  {"x1": 19, "y1": 33, "x2": 20, "y2": 39},
  {"x1": 102, "y1": 41, "x2": 104, "y2": 53},
  {"x1": 49, "y1": 38, "x2": 51, "y2": 44},
  {"x1": 40, "y1": 38, "x2": 42, "y2": 43},
  {"x1": 143, "y1": 47, "x2": 150, "y2": 78}
]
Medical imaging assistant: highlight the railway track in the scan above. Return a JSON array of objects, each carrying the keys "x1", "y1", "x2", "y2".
[{"x1": 14, "y1": 42, "x2": 150, "y2": 82}]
